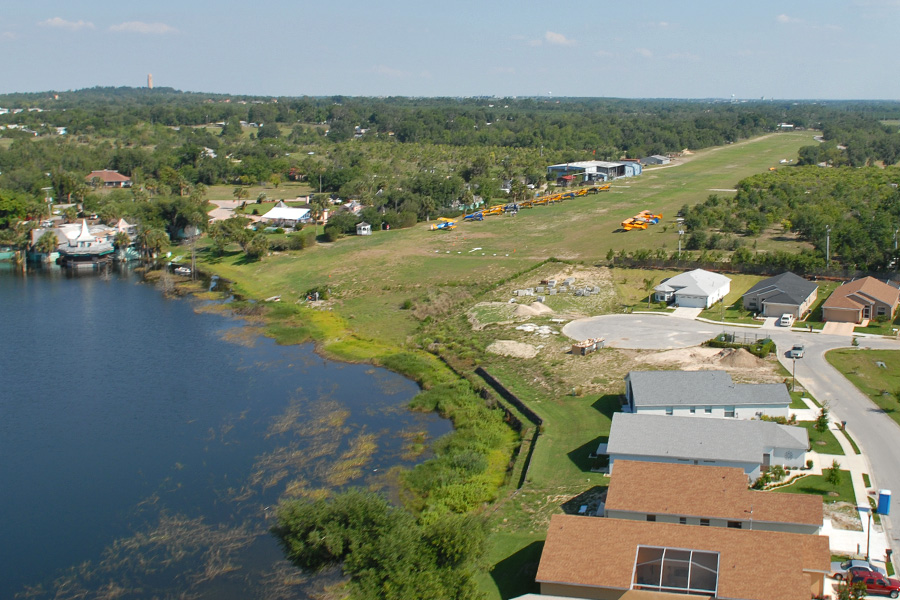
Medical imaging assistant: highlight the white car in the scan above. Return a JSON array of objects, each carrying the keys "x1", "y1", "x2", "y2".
[{"x1": 779, "y1": 314, "x2": 795, "y2": 327}]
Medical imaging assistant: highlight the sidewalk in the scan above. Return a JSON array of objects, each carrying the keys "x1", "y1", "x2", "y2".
[{"x1": 812, "y1": 418, "x2": 891, "y2": 570}]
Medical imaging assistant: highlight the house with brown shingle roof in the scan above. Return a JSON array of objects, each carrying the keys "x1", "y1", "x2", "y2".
[
  {"x1": 822, "y1": 277, "x2": 900, "y2": 324},
  {"x1": 536, "y1": 514, "x2": 830, "y2": 600},
  {"x1": 86, "y1": 169, "x2": 132, "y2": 188},
  {"x1": 604, "y1": 461, "x2": 823, "y2": 535}
]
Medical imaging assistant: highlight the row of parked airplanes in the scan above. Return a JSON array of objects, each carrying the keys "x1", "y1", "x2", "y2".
[
  {"x1": 621, "y1": 210, "x2": 663, "y2": 231},
  {"x1": 429, "y1": 184, "x2": 611, "y2": 231}
]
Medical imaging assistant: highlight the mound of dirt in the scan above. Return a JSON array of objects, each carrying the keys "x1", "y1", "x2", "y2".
[
  {"x1": 486, "y1": 340, "x2": 539, "y2": 359},
  {"x1": 715, "y1": 348, "x2": 766, "y2": 369},
  {"x1": 513, "y1": 301, "x2": 554, "y2": 317},
  {"x1": 514, "y1": 304, "x2": 539, "y2": 317},
  {"x1": 531, "y1": 302, "x2": 553, "y2": 314}
]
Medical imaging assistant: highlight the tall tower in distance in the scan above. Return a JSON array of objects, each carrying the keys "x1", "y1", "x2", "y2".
[{"x1": 148, "y1": 74, "x2": 153, "y2": 90}]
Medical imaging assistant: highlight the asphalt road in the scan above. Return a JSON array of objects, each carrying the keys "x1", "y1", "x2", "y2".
[{"x1": 564, "y1": 313, "x2": 900, "y2": 562}]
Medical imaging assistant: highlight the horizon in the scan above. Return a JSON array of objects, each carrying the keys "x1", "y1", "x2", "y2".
[{"x1": 3, "y1": 1, "x2": 900, "y2": 100}]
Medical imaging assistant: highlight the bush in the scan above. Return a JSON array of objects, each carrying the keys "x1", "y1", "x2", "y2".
[
  {"x1": 323, "y1": 225, "x2": 341, "y2": 242},
  {"x1": 287, "y1": 230, "x2": 316, "y2": 250}
]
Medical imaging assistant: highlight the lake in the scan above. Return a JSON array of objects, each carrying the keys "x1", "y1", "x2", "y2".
[{"x1": 0, "y1": 263, "x2": 450, "y2": 598}]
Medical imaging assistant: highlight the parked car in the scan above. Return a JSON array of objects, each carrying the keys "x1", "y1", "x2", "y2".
[
  {"x1": 779, "y1": 314, "x2": 795, "y2": 327},
  {"x1": 832, "y1": 559, "x2": 887, "y2": 580},
  {"x1": 789, "y1": 344, "x2": 805, "y2": 359},
  {"x1": 850, "y1": 574, "x2": 900, "y2": 598}
]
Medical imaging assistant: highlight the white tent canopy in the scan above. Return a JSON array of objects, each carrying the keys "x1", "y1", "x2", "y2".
[{"x1": 260, "y1": 201, "x2": 310, "y2": 225}]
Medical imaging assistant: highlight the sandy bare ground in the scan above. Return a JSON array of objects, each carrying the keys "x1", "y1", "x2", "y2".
[{"x1": 486, "y1": 340, "x2": 539, "y2": 359}]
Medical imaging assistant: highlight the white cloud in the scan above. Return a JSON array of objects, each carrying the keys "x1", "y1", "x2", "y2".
[
  {"x1": 0, "y1": 31, "x2": 17, "y2": 40},
  {"x1": 39, "y1": 17, "x2": 94, "y2": 31},
  {"x1": 109, "y1": 21, "x2": 178, "y2": 34},
  {"x1": 544, "y1": 31, "x2": 575, "y2": 46},
  {"x1": 776, "y1": 14, "x2": 802, "y2": 24},
  {"x1": 594, "y1": 50, "x2": 615, "y2": 58},
  {"x1": 636, "y1": 48, "x2": 653, "y2": 58}
]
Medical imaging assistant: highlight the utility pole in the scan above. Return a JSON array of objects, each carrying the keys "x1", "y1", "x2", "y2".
[
  {"x1": 791, "y1": 357, "x2": 796, "y2": 392},
  {"x1": 826, "y1": 225, "x2": 831, "y2": 271}
]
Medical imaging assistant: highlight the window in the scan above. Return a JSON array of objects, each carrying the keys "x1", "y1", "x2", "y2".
[
  {"x1": 727, "y1": 521, "x2": 741, "y2": 529},
  {"x1": 724, "y1": 406, "x2": 735, "y2": 418},
  {"x1": 689, "y1": 407, "x2": 696, "y2": 414},
  {"x1": 700, "y1": 519, "x2": 710, "y2": 527},
  {"x1": 666, "y1": 407, "x2": 673, "y2": 416},
  {"x1": 633, "y1": 546, "x2": 720, "y2": 595},
  {"x1": 704, "y1": 407, "x2": 712, "y2": 414},
  {"x1": 647, "y1": 515, "x2": 657, "y2": 522},
  {"x1": 679, "y1": 517, "x2": 687, "y2": 525},
  {"x1": 878, "y1": 307, "x2": 887, "y2": 316}
]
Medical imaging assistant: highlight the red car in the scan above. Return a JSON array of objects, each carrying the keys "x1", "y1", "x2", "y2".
[{"x1": 850, "y1": 574, "x2": 900, "y2": 598}]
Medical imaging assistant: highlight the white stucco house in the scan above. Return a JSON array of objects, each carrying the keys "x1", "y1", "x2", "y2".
[
  {"x1": 654, "y1": 269, "x2": 731, "y2": 308},
  {"x1": 624, "y1": 370, "x2": 791, "y2": 420},
  {"x1": 605, "y1": 413, "x2": 808, "y2": 481}
]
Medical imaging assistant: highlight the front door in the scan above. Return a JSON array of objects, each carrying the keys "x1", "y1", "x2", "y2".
[{"x1": 762, "y1": 453, "x2": 771, "y2": 470}]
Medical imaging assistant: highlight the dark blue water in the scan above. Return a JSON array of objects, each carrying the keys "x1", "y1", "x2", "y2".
[{"x1": 0, "y1": 264, "x2": 449, "y2": 598}]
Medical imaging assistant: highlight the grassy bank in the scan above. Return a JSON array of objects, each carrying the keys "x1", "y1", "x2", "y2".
[{"x1": 825, "y1": 349, "x2": 900, "y2": 429}]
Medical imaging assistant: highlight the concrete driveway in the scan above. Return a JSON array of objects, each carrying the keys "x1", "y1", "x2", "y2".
[{"x1": 564, "y1": 312, "x2": 900, "y2": 564}]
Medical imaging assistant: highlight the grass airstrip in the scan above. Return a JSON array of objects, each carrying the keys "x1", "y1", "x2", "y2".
[{"x1": 194, "y1": 131, "x2": 820, "y2": 599}]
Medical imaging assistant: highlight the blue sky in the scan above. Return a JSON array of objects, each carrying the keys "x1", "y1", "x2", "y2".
[{"x1": 2, "y1": 0, "x2": 899, "y2": 99}]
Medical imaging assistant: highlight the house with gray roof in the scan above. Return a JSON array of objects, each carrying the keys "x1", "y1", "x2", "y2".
[
  {"x1": 654, "y1": 269, "x2": 731, "y2": 309},
  {"x1": 742, "y1": 272, "x2": 818, "y2": 318},
  {"x1": 625, "y1": 370, "x2": 791, "y2": 419},
  {"x1": 605, "y1": 413, "x2": 808, "y2": 481}
]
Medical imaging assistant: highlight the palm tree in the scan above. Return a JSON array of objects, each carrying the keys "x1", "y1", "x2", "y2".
[
  {"x1": 35, "y1": 231, "x2": 59, "y2": 260},
  {"x1": 233, "y1": 187, "x2": 249, "y2": 201},
  {"x1": 138, "y1": 228, "x2": 169, "y2": 261},
  {"x1": 309, "y1": 196, "x2": 328, "y2": 236},
  {"x1": 643, "y1": 277, "x2": 657, "y2": 308}
]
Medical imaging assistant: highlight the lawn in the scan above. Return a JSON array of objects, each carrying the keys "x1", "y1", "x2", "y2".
[
  {"x1": 825, "y1": 349, "x2": 900, "y2": 429},
  {"x1": 698, "y1": 273, "x2": 766, "y2": 322},
  {"x1": 773, "y1": 470, "x2": 856, "y2": 505},
  {"x1": 797, "y1": 421, "x2": 844, "y2": 456},
  {"x1": 801, "y1": 280, "x2": 842, "y2": 329},
  {"x1": 205, "y1": 181, "x2": 312, "y2": 203},
  {"x1": 854, "y1": 314, "x2": 900, "y2": 336}
]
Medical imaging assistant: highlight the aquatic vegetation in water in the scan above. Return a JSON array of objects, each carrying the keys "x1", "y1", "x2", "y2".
[
  {"x1": 324, "y1": 432, "x2": 379, "y2": 487},
  {"x1": 19, "y1": 513, "x2": 257, "y2": 600}
]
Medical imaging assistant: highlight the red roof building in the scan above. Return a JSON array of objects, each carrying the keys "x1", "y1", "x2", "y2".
[{"x1": 86, "y1": 170, "x2": 132, "y2": 188}]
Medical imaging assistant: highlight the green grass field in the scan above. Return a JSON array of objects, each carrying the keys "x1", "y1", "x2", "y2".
[
  {"x1": 825, "y1": 349, "x2": 900, "y2": 429},
  {"x1": 199, "y1": 133, "x2": 816, "y2": 337},
  {"x1": 774, "y1": 470, "x2": 856, "y2": 505},
  {"x1": 798, "y1": 421, "x2": 845, "y2": 455}
]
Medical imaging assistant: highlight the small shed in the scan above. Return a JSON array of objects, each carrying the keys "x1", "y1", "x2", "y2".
[{"x1": 356, "y1": 221, "x2": 372, "y2": 236}]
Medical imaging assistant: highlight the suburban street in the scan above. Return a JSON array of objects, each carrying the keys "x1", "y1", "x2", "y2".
[{"x1": 564, "y1": 313, "x2": 900, "y2": 564}]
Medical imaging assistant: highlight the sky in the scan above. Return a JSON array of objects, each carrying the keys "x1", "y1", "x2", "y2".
[{"x1": 2, "y1": 0, "x2": 900, "y2": 99}]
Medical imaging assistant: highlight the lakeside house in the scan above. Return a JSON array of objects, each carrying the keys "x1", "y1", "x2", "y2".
[
  {"x1": 535, "y1": 514, "x2": 830, "y2": 600},
  {"x1": 57, "y1": 220, "x2": 114, "y2": 268},
  {"x1": 604, "y1": 413, "x2": 808, "y2": 480},
  {"x1": 623, "y1": 370, "x2": 792, "y2": 419},
  {"x1": 604, "y1": 460, "x2": 823, "y2": 534}
]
